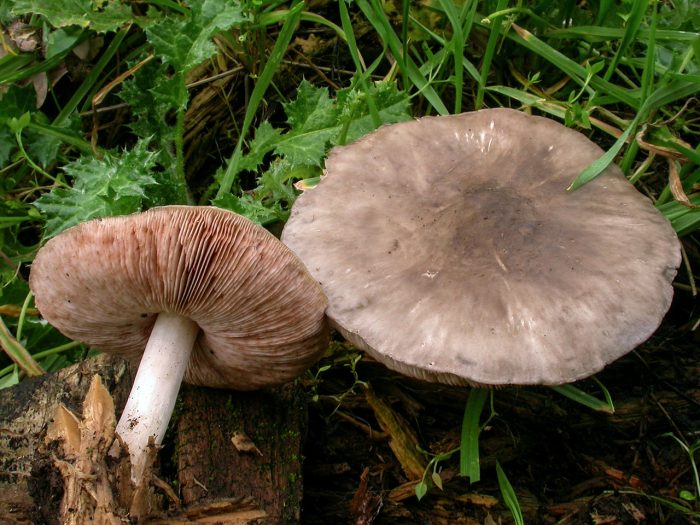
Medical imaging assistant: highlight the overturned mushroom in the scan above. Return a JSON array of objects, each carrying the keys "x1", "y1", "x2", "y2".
[
  {"x1": 282, "y1": 108, "x2": 681, "y2": 386},
  {"x1": 30, "y1": 206, "x2": 328, "y2": 484}
]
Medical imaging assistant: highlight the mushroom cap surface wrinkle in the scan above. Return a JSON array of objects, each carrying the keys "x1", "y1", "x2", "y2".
[
  {"x1": 30, "y1": 206, "x2": 329, "y2": 390},
  {"x1": 281, "y1": 108, "x2": 681, "y2": 387}
]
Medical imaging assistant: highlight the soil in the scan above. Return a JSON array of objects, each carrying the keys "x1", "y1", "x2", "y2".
[{"x1": 300, "y1": 298, "x2": 700, "y2": 525}]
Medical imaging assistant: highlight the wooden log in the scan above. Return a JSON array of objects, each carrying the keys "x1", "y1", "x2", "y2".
[
  {"x1": 175, "y1": 383, "x2": 306, "y2": 525},
  {"x1": 0, "y1": 355, "x2": 306, "y2": 524},
  {"x1": 0, "y1": 354, "x2": 133, "y2": 524}
]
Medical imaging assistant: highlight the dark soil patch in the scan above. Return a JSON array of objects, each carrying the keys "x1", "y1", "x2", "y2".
[{"x1": 301, "y1": 311, "x2": 700, "y2": 524}]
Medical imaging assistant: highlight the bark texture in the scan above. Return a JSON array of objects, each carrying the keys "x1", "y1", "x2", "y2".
[
  {"x1": 176, "y1": 383, "x2": 306, "y2": 525},
  {"x1": 0, "y1": 354, "x2": 132, "y2": 524},
  {"x1": 0, "y1": 355, "x2": 305, "y2": 524}
]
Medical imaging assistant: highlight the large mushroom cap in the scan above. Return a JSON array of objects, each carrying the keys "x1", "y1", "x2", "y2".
[
  {"x1": 281, "y1": 108, "x2": 681, "y2": 386},
  {"x1": 30, "y1": 206, "x2": 329, "y2": 390}
]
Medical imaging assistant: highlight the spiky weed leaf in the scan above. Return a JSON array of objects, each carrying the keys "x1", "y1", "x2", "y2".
[
  {"x1": 237, "y1": 80, "x2": 410, "y2": 175},
  {"x1": 277, "y1": 81, "x2": 340, "y2": 166},
  {"x1": 238, "y1": 122, "x2": 283, "y2": 173},
  {"x1": 34, "y1": 140, "x2": 161, "y2": 239},
  {"x1": 145, "y1": 0, "x2": 248, "y2": 72},
  {"x1": 216, "y1": 1, "x2": 304, "y2": 199},
  {"x1": 132, "y1": 0, "x2": 249, "y2": 200},
  {"x1": 118, "y1": 62, "x2": 178, "y2": 140},
  {"x1": 215, "y1": 192, "x2": 286, "y2": 226},
  {"x1": 336, "y1": 81, "x2": 411, "y2": 144},
  {"x1": 215, "y1": 80, "x2": 410, "y2": 223},
  {"x1": 9, "y1": 0, "x2": 134, "y2": 32}
]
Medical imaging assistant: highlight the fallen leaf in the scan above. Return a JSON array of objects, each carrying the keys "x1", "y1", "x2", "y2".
[{"x1": 231, "y1": 431, "x2": 263, "y2": 456}]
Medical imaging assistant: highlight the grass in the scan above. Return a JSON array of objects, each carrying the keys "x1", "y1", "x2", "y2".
[{"x1": 0, "y1": 0, "x2": 699, "y2": 518}]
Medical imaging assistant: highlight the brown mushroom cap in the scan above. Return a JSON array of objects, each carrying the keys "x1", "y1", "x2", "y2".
[
  {"x1": 281, "y1": 108, "x2": 681, "y2": 386},
  {"x1": 30, "y1": 206, "x2": 329, "y2": 390}
]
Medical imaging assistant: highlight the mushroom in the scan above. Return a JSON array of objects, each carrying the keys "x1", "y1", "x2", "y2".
[
  {"x1": 281, "y1": 108, "x2": 681, "y2": 387},
  {"x1": 29, "y1": 205, "x2": 328, "y2": 483}
]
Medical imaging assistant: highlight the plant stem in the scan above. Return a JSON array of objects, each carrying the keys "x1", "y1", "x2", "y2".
[{"x1": 0, "y1": 316, "x2": 44, "y2": 377}]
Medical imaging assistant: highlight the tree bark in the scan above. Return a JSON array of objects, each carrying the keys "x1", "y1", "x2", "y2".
[
  {"x1": 0, "y1": 354, "x2": 133, "y2": 524},
  {"x1": 176, "y1": 383, "x2": 306, "y2": 525},
  {"x1": 0, "y1": 355, "x2": 305, "y2": 524}
]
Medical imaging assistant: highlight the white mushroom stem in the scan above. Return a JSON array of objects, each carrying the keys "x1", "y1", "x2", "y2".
[{"x1": 115, "y1": 312, "x2": 199, "y2": 485}]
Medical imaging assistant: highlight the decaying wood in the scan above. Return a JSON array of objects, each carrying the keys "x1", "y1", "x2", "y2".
[
  {"x1": 364, "y1": 383, "x2": 427, "y2": 481},
  {"x1": 0, "y1": 354, "x2": 132, "y2": 524},
  {"x1": 175, "y1": 382, "x2": 307, "y2": 525},
  {"x1": 0, "y1": 355, "x2": 307, "y2": 524}
]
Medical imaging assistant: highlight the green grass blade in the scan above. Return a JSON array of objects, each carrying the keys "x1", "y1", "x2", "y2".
[
  {"x1": 409, "y1": 15, "x2": 480, "y2": 83},
  {"x1": 602, "y1": 0, "x2": 648, "y2": 82},
  {"x1": 401, "y1": 0, "x2": 409, "y2": 90},
  {"x1": 640, "y1": 0, "x2": 658, "y2": 102},
  {"x1": 0, "y1": 45, "x2": 76, "y2": 85},
  {"x1": 0, "y1": 53, "x2": 35, "y2": 84},
  {"x1": 356, "y1": 0, "x2": 448, "y2": 115},
  {"x1": 594, "y1": 0, "x2": 613, "y2": 25},
  {"x1": 504, "y1": 23, "x2": 639, "y2": 108},
  {"x1": 216, "y1": 1, "x2": 304, "y2": 199},
  {"x1": 550, "y1": 384, "x2": 615, "y2": 414},
  {"x1": 256, "y1": 10, "x2": 346, "y2": 40},
  {"x1": 644, "y1": 79, "x2": 700, "y2": 108},
  {"x1": 475, "y1": 0, "x2": 508, "y2": 109},
  {"x1": 53, "y1": 27, "x2": 129, "y2": 126},
  {"x1": 657, "y1": 196, "x2": 700, "y2": 236},
  {"x1": 436, "y1": 0, "x2": 465, "y2": 113},
  {"x1": 496, "y1": 461, "x2": 524, "y2": 525},
  {"x1": 570, "y1": 76, "x2": 700, "y2": 190},
  {"x1": 547, "y1": 26, "x2": 699, "y2": 42},
  {"x1": 338, "y1": 0, "x2": 381, "y2": 127},
  {"x1": 567, "y1": 117, "x2": 637, "y2": 190},
  {"x1": 460, "y1": 387, "x2": 488, "y2": 482},
  {"x1": 0, "y1": 317, "x2": 44, "y2": 377},
  {"x1": 25, "y1": 121, "x2": 95, "y2": 156}
]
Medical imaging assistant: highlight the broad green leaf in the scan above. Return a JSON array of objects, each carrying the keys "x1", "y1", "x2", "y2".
[
  {"x1": 431, "y1": 471, "x2": 444, "y2": 490},
  {"x1": 0, "y1": 366, "x2": 19, "y2": 390},
  {"x1": 45, "y1": 27, "x2": 84, "y2": 59},
  {"x1": 34, "y1": 140, "x2": 160, "y2": 238},
  {"x1": 10, "y1": 0, "x2": 133, "y2": 32},
  {"x1": 415, "y1": 480, "x2": 428, "y2": 500},
  {"x1": 0, "y1": 84, "x2": 36, "y2": 125}
]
